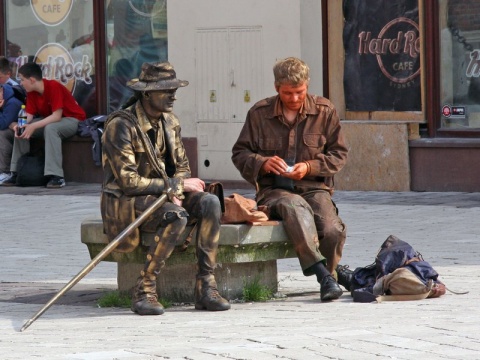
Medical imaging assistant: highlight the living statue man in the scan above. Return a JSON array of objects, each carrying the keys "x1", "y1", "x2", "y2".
[
  {"x1": 232, "y1": 57, "x2": 353, "y2": 301},
  {"x1": 101, "y1": 62, "x2": 230, "y2": 315}
]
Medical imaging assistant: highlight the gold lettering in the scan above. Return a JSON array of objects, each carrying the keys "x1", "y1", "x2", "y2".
[{"x1": 42, "y1": 4, "x2": 61, "y2": 13}]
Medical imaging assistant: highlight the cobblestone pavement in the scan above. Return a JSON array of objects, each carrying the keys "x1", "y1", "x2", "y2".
[{"x1": 0, "y1": 184, "x2": 479, "y2": 359}]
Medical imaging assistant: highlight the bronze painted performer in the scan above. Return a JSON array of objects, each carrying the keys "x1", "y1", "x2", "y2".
[{"x1": 101, "y1": 62, "x2": 230, "y2": 315}]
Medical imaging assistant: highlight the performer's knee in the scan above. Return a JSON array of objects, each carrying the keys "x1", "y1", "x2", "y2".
[
  {"x1": 200, "y1": 193, "x2": 221, "y2": 217},
  {"x1": 160, "y1": 208, "x2": 188, "y2": 227}
]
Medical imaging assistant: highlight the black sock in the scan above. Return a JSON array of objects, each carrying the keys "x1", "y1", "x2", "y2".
[{"x1": 310, "y1": 261, "x2": 331, "y2": 283}]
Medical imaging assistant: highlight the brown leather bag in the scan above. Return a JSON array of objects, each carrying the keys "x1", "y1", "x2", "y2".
[
  {"x1": 221, "y1": 193, "x2": 268, "y2": 224},
  {"x1": 205, "y1": 181, "x2": 225, "y2": 213}
]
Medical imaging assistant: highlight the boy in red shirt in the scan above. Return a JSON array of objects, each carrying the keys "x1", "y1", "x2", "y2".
[{"x1": 3, "y1": 62, "x2": 86, "y2": 188}]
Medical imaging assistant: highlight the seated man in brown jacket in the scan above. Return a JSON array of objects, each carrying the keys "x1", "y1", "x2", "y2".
[{"x1": 232, "y1": 57, "x2": 352, "y2": 301}]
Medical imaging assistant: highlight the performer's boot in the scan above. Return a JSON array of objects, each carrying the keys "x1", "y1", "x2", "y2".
[
  {"x1": 195, "y1": 273, "x2": 231, "y2": 311},
  {"x1": 131, "y1": 220, "x2": 184, "y2": 315},
  {"x1": 131, "y1": 271, "x2": 164, "y2": 316},
  {"x1": 193, "y1": 194, "x2": 230, "y2": 311}
]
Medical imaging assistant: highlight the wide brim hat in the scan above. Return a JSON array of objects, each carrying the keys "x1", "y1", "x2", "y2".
[{"x1": 127, "y1": 61, "x2": 189, "y2": 91}]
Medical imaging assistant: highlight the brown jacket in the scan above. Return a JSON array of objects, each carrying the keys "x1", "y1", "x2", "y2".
[
  {"x1": 232, "y1": 94, "x2": 348, "y2": 197},
  {"x1": 101, "y1": 102, "x2": 190, "y2": 252}
]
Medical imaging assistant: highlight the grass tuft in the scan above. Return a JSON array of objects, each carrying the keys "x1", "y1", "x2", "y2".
[
  {"x1": 242, "y1": 276, "x2": 273, "y2": 302},
  {"x1": 97, "y1": 291, "x2": 172, "y2": 309},
  {"x1": 97, "y1": 291, "x2": 131, "y2": 308}
]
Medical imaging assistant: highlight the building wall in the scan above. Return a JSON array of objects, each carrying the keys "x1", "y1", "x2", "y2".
[
  {"x1": 336, "y1": 122, "x2": 411, "y2": 191},
  {"x1": 166, "y1": 0, "x2": 324, "y2": 181}
]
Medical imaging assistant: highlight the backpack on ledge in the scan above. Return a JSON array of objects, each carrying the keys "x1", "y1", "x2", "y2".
[
  {"x1": 350, "y1": 235, "x2": 450, "y2": 302},
  {"x1": 77, "y1": 115, "x2": 107, "y2": 166}
]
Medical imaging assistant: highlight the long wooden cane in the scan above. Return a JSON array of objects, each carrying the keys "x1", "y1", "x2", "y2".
[{"x1": 20, "y1": 190, "x2": 171, "y2": 332}]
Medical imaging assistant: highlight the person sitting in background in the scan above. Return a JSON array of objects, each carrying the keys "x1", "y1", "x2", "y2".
[
  {"x1": 0, "y1": 84, "x2": 23, "y2": 184},
  {"x1": 2, "y1": 62, "x2": 86, "y2": 188},
  {"x1": 0, "y1": 56, "x2": 19, "y2": 86}
]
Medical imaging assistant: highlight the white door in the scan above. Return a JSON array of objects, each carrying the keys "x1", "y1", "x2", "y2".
[{"x1": 195, "y1": 26, "x2": 263, "y2": 181}]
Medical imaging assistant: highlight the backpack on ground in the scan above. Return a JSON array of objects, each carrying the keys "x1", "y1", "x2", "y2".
[
  {"x1": 350, "y1": 235, "x2": 449, "y2": 302},
  {"x1": 16, "y1": 151, "x2": 48, "y2": 187}
]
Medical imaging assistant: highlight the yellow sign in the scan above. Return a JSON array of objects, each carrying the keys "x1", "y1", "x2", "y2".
[
  {"x1": 31, "y1": 0, "x2": 73, "y2": 26},
  {"x1": 244, "y1": 90, "x2": 251, "y2": 103},
  {"x1": 210, "y1": 90, "x2": 216, "y2": 102},
  {"x1": 35, "y1": 43, "x2": 80, "y2": 92}
]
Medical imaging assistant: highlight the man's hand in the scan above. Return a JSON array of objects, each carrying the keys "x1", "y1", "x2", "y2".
[
  {"x1": 281, "y1": 162, "x2": 309, "y2": 181},
  {"x1": 183, "y1": 178, "x2": 205, "y2": 192},
  {"x1": 15, "y1": 122, "x2": 37, "y2": 139},
  {"x1": 262, "y1": 156, "x2": 288, "y2": 175},
  {"x1": 172, "y1": 178, "x2": 205, "y2": 206},
  {"x1": 262, "y1": 156, "x2": 310, "y2": 180}
]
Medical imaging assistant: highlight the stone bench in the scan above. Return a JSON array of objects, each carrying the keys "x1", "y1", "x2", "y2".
[{"x1": 81, "y1": 217, "x2": 296, "y2": 302}]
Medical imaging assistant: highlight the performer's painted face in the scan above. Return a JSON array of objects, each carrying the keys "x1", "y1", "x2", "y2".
[{"x1": 149, "y1": 89, "x2": 177, "y2": 113}]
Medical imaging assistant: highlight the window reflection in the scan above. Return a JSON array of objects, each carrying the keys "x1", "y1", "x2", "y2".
[
  {"x1": 440, "y1": 0, "x2": 480, "y2": 129},
  {"x1": 106, "y1": 0, "x2": 168, "y2": 112},
  {"x1": 5, "y1": 0, "x2": 95, "y2": 116}
]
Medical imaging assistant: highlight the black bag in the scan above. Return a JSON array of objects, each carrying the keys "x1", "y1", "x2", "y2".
[
  {"x1": 12, "y1": 84, "x2": 27, "y2": 104},
  {"x1": 205, "y1": 181, "x2": 225, "y2": 213},
  {"x1": 350, "y1": 235, "x2": 446, "y2": 302},
  {"x1": 273, "y1": 174, "x2": 295, "y2": 191},
  {"x1": 273, "y1": 159, "x2": 295, "y2": 191},
  {"x1": 77, "y1": 115, "x2": 107, "y2": 166},
  {"x1": 16, "y1": 153, "x2": 48, "y2": 186}
]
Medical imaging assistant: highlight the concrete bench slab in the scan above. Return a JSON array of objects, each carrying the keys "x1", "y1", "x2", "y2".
[{"x1": 81, "y1": 217, "x2": 296, "y2": 302}]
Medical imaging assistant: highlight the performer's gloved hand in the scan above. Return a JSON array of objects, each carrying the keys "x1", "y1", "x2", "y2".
[{"x1": 167, "y1": 177, "x2": 185, "y2": 199}]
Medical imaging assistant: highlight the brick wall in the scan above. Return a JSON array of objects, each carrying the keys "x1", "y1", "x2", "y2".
[{"x1": 449, "y1": 1, "x2": 480, "y2": 31}]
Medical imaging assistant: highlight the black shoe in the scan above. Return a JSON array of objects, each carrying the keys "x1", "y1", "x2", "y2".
[
  {"x1": 0, "y1": 173, "x2": 17, "y2": 186},
  {"x1": 320, "y1": 275, "x2": 343, "y2": 301},
  {"x1": 46, "y1": 176, "x2": 65, "y2": 188},
  {"x1": 336, "y1": 265, "x2": 354, "y2": 291}
]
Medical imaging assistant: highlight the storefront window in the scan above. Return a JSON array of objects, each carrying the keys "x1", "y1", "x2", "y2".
[
  {"x1": 106, "y1": 0, "x2": 167, "y2": 112},
  {"x1": 343, "y1": 0, "x2": 421, "y2": 112},
  {"x1": 5, "y1": 0, "x2": 95, "y2": 116},
  {"x1": 440, "y1": 0, "x2": 480, "y2": 129}
]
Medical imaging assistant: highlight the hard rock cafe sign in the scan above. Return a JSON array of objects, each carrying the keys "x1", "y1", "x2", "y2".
[
  {"x1": 31, "y1": 0, "x2": 73, "y2": 26},
  {"x1": 13, "y1": 0, "x2": 92, "y2": 93},
  {"x1": 466, "y1": 50, "x2": 480, "y2": 78},
  {"x1": 16, "y1": 43, "x2": 93, "y2": 93},
  {"x1": 357, "y1": 17, "x2": 420, "y2": 86},
  {"x1": 343, "y1": 1, "x2": 421, "y2": 112}
]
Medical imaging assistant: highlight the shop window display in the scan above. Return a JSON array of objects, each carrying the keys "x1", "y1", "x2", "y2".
[
  {"x1": 106, "y1": 0, "x2": 168, "y2": 112},
  {"x1": 440, "y1": 0, "x2": 480, "y2": 129}
]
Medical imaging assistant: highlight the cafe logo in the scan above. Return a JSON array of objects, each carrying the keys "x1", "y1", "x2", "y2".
[
  {"x1": 34, "y1": 43, "x2": 92, "y2": 92},
  {"x1": 31, "y1": 0, "x2": 73, "y2": 26},
  {"x1": 357, "y1": 17, "x2": 420, "y2": 84}
]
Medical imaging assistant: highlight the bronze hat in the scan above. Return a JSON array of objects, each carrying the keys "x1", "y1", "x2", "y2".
[{"x1": 127, "y1": 62, "x2": 189, "y2": 91}]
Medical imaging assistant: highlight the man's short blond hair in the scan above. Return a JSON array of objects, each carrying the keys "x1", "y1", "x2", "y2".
[{"x1": 273, "y1": 57, "x2": 310, "y2": 87}]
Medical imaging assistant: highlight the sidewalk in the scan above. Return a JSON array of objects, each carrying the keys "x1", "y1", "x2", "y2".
[{"x1": 0, "y1": 184, "x2": 479, "y2": 359}]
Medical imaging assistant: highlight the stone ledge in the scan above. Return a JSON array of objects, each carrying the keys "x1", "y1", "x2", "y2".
[
  {"x1": 81, "y1": 217, "x2": 296, "y2": 264},
  {"x1": 81, "y1": 217, "x2": 296, "y2": 302}
]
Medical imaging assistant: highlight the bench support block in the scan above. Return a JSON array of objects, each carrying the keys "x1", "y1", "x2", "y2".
[{"x1": 118, "y1": 260, "x2": 278, "y2": 303}]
